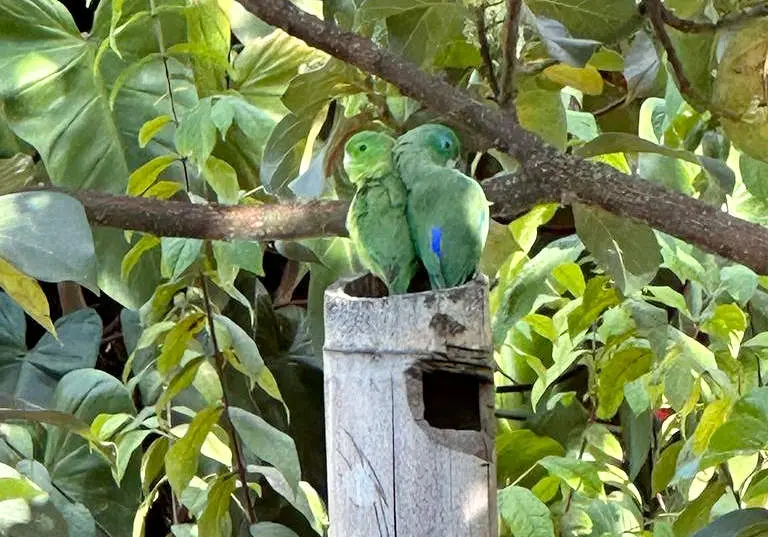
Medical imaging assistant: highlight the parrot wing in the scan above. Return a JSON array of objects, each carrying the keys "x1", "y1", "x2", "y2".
[
  {"x1": 347, "y1": 172, "x2": 418, "y2": 294},
  {"x1": 406, "y1": 166, "x2": 489, "y2": 289}
]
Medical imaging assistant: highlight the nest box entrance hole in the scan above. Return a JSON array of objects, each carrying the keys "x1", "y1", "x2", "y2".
[{"x1": 422, "y1": 370, "x2": 482, "y2": 431}]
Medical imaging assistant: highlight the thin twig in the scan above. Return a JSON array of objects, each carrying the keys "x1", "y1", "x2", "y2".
[
  {"x1": 199, "y1": 267, "x2": 257, "y2": 524},
  {"x1": 498, "y1": 0, "x2": 522, "y2": 107},
  {"x1": 645, "y1": 0, "x2": 696, "y2": 100},
  {"x1": 656, "y1": 0, "x2": 768, "y2": 32},
  {"x1": 474, "y1": 6, "x2": 500, "y2": 99},
  {"x1": 645, "y1": 0, "x2": 741, "y2": 121}
]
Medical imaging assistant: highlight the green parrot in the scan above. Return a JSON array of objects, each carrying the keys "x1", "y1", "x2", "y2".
[
  {"x1": 393, "y1": 124, "x2": 490, "y2": 289},
  {"x1": 343, "y1": 130, "x2": 418, "y2": 295}
]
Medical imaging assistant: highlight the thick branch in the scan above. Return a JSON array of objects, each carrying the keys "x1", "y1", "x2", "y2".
[{"x1": 72, "y1": 190, "x2": 350, "y2": 241}]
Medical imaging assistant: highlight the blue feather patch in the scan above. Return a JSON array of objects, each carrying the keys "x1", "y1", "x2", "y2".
[{"x1": 431, "y1": 227, "x2": 443, "y2": 258}]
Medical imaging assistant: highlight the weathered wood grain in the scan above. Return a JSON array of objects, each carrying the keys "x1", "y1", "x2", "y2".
[{"x1": 324, "y1": 276, "x2": 497, "y2": 536}]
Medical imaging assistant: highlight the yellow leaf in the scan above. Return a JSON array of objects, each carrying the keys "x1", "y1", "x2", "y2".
[
  {"x1": 138, "y1": 115, "x2": 173, "y2": 148},
  {"x1": 0, "y1": 256, "x2": 56, "y2": 336},
  {"x1": 543, "y1": 64, "x2": 604, "y2": 95},
  {"x1": 143, "y1": 181, "x2": 183, "y2": 200},
  {"x1": 122, "y1": 235, "x2": 160, "y2": 281},
  {"x1": 127, "y1": 154, "x2": 179, "y2": 196}
]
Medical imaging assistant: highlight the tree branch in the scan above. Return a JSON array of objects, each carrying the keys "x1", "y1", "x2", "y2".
[
  {"x1": 67, "y1": 189, "x2": 350, "y2": 241},
  {"x1": 474, "y1": 6, "x2": 500, "y2": 99},
  {"x1": 655, "y1": 0, "x2": 768, "y2": 33},
  {"x1": 645, "y1": 0, "x2": 740, "y2": 120},
  {"x1": 498, "y1": 0, "x2": 522, "y2": 107}
]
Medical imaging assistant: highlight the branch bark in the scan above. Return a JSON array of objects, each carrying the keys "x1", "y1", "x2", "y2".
[{"x1": 498, "y1": 0, "x2": 522, "y2": 107}]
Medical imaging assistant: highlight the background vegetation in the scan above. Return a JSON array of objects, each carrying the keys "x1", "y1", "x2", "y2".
[{"x1": 3, "y1": 0, "x2": 768, "y2": 536}]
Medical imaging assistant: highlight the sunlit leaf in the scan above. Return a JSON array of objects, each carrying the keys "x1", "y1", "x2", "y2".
[
  {"x1": 165, "y1": 403, "x2": 223, "y2": 495},
  {"x1": 498, "y1": 485, "x2": 555, "y2": 537}
]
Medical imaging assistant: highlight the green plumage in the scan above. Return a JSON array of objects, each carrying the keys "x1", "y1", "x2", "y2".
[
  {"x1": 393, "y1": 124, "x2": 490, "y2": 289},
  {"x1": 344, "y1": 131, "x2": 418, "y2": 294}
]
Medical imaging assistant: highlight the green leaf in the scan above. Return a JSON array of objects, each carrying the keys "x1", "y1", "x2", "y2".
[
  {"x1": 184, "y1": 0, "x2": 230, "y2": 96},
  {"x1": 0, "y1": 153, "x2": 35, "y2": 196},
  {"x1": 165, "y1": 403, "x2": 223, "y2": 495},
  {"x1": 538, "y1": 455, "x2": 603, "y2": 497},
  {"x1": 155, "y1": 356, "x2": 206, "y2": 411},
  {"x1": 700, "y1": 303, "x2": 746, "y2": 357},
  {"x1": 202, "y1": 156, "x2": 239, "y2": 205},
  {"x1": 652, "y1": 440, "x2": 683, "y2": 494},
  {"x1": 744, "y1": 332, "x2": 768, "y2": 348},
  {"x1": 176, "y1": 98, "x2": 217, "y2": 166},
  {"x1": 214, "y1": 314, "x2": 283, "y2": 404},
  {"x1": 160, "y1": 237, "x2": 203, "y2": 280},
  {"x1": 0, "y1": 305, "x2": 102, "y2": 407},
  {"x1": 567, "y1": 275, "x2": 621, "y2": 336},
  {"x1": 157, "y1": 313, "x2": 207, "y2": 375},
  {"x1": 720, "y1": 265, "x2": 758, "y2": 305},
  {"x1": 597, "y1": 346, "x2": 653, "y2": 419},
  {"x1": 510, "y1": 204, "x2": 559, "y2": 254},
  {"x1": 229, "y1": 406, "x2": 301, "y2": 491},
  {"x1": 492, "y1": 235, "x2": 583, "y2": 345},
  {"x1": 230, "y1": 29, "x2": 320, "y2": 116},
  {"x1": 516, "y1": 90, "x2": 567, "y2": 151},
  {"x1": 577, "y1": 132, "x2": 733, "y2": 190},
  {"x1": 533, "y1": 16, "x2": 601, "y2": 67},
  {"x1": 645, "y1": 285, "x2": 692, "y2": 317},
  {"x1": 693, "y1": 509, "x2": 768, "y2": 537},
  {"x1": 0, "y1": 192, "x2": 97, "y2": 291},
  {"x1": 624, "y1": 31, "x2": 661, "y2": 101},
  {"x1": 498, "y1": 485, "x2": 555, "y2": 537},
  {"x1": 497, "y1": 429, "x2": 565, "y2": 487},
  {"x1": 552, "y1": 263, "x2": 586, "y2": 297},
  {"x1": 384, "y1": 3, "x2": 467, "y2": 68},
  {"x1": 250, "y1": 522, "x2": 301, "y2": 537},
  {"x1": 0, "y1": 1, "x2": 196, "y2": 308},
  {"x1": 706, "y1": 387, "x2": 768, "y2": 461},
  {"x1": 714, "y1": 20, "x2": 768, "y2": 162},
  {"x1": 573, "y1": 203, "x2": 661, "y2": 295},
  {"x1": 198, "y1": 475, "x2": 236, "y2": 537},
  {"x1": 740, "y1": 154, "x2": 768, "y2": 201},
  {"x1": 44, "y1": 369, "x2": 140, "y2": 537},
  {"x1": 140, "y1": 436, "x2": 168, "y2": 494},
  {"x1": 527, "y1": 0, "x2": 641, "y2": 42},
  {"x1": 673, "y1": 480, "x2": 727, "y2": 537},
  {"x1": 628, "y1": 299, "x2": 669, "y2": 359}
]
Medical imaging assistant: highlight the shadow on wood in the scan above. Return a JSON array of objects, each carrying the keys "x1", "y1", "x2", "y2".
[{"x1": 323, "y1": 275, "x2": 497, "y2": 536}]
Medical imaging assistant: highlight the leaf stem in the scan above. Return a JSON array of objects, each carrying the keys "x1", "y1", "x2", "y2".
[{"x1": 199, "y1": 265, "x2": 258, "y2": 524}]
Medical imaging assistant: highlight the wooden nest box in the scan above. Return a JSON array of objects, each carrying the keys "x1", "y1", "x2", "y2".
[{"x1": 323, "y1": 275, "x2": 497, "y2": 536}]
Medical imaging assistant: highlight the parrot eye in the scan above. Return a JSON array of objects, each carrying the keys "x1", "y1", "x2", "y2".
[
  {"x1": 359, "y1": 144, "x2": 368, "y2": 152},
  {"x1": 441, "y1": 140, "x2": 452, "y2": 151}
]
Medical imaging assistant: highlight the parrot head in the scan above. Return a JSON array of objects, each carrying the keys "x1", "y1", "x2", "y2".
[
  {"x1": 343, "y1": 131, "x2": 396, "y2": 185},
  {"x1": 393, "y1": 124, "x2": 461, "y2": 167}
]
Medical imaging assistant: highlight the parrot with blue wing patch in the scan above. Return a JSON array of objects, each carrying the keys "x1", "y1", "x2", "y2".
[
  {"x1": 393, "y1": 124, "x2": 490, "y2": 289},
  {"x1": 344, "y1": 131, "x2": 418, "y2": 295}
]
